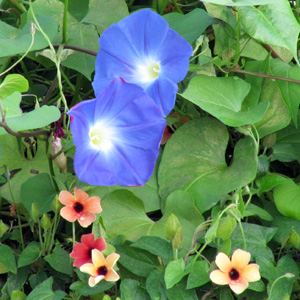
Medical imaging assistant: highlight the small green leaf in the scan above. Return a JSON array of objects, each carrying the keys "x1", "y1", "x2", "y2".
[
  {"x1": 44, "y1": 245, "x2": 72, "y2": 276},
  {"x1": 18, "y1": 242, "x2": 41, "y2": 268},
  {"x1": 70, "y1": 279, "x2": 113, "y2": 296},
  {"x1": 26, "y1": 277, "x2": 66, "y2": 300},
  {"x1": 0, "y1": 74, "x2": 28, "y2": 99},
  {"x1": 0, "y1": 244, "x2": 17, "y2": 274},
  {"x1": 164, "y1": 258, "x2": 186, "y2": 289},
  {"x1": 216, "y1": 217, "x2": 237, "y2": 240},
  {"x1": 182, "y1": 75, "x2": 268, "y2": 127},
  {"x1": 256, "y1": 173, "x2": 288, "y2": 196},
  {"x1": 120, "y1": 279, "x2": 151, "y2": 300},
  {"x1": 274, "y1": 180, "x2": 300, "y2": 220},
  {"x1": 186, "y1": 261, "x2": 210, "y2": 289}
]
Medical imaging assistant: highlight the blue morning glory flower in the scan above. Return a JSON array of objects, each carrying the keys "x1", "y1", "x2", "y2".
[
  {"x1": 92, "y1": 9, "x2": 193, "y2": 117},
  {"x1": 68, "y1": 78, "x2": 166, "y2": 186}
]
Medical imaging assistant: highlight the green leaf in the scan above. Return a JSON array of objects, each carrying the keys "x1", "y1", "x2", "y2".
[
  {"x1": 231, "y1": 223, "x2": 277, "y2": 262},
  {"x1": 116, "y1": 244, "x2": 158, "y2": 278},
  {"x1": 44, "y1": 245, "x2": 72, "y2": 276},
  {"x1": 237, "y1": 3, "x2": 300, "y2": 62},
  {"x1": 216, "y1": 217, "x2": 237, "y2": 240},
  {"x1": 100, "y1": 190, "x2": 154, "y2": 241},
  {"x1": 120, "y1": 279, "x2": 151, "y2": 300},
  {"x1": 273, "y1": 179, "x2": 300, "y2": 220},
  {"x1": 164, "y1": 258, "x2": 186, "y2": 289},
  {"x1": 0, "y1": 220, "x2": 8, "y2": 238},
  {"x1": 269, "y1": 59, "x2": 300, "y2": 126},
  {"x1": 20, "y1": 173, "x2": 57, "y2": 216},
  {"x1": 70, "y1": 279, "x2": 113, "y2": 296},
  {"x1": 82, "y1": 0, "x2": 129, "y2": 34},
  {"x1": 181, "y1": 75, "x2": 268, "y2": 127},
  {"x1": 0, "y1": 15, "x2": 57, "y2": 58},
  {"x1": 150, "y1": 190, "x2": 204, "y2": 251},
  {"x1": 186, "y1": 261, "x2": 210, "y2": 289},
  {"x1": 244, "y1": 203, "x2": 273, "y2": 221},
  {"x1": 166, "y1": 280, "x2": 198, "y2": 300},
  {"x1": 0, "y1": 92, "x2": 22, "y2": 120},
  {"x1": 4, "y1": 266, "x2": 29, "y2": 297},
  {"x1": 0, "y1": 105, "x2": 61, "y2": 135},
  {"x1": 27, "y1": 277, "x2": 66, "y2": 300},
  {"x1": 132, "y1": 236, "x2": 173, "y2": 265},
  {"x1": 0, "y1": 136, "x2": 55, "y2": 204},
  {"x1": 164, "y1": 9, "x2": 215, "y2": 45},
  {"x1": 0, "y1": 74, "x2": 28, "y2": 99},
  {"x1": 256, "y1": 173, "x2": 288, "y2": 196},
  {"x1": 0, "y1": 244, "x2": 17, "y2": 274},
  {"x1": 146, "y1": 269, "x2": 167, "y2": 300},
  {"x1": 158, "y1": 118, "x2": 258, "y2": 212},
  {"x1": 271, "y1": 122, "x2": 300, "y2": 163},
  {"x1": 18, "y1": 242, "x2": 41, "y2": 268}
]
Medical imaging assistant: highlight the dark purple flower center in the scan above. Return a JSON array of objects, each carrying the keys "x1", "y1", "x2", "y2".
[
  {"x1": 229, "y1": 268, "x2": 239, "y2": 280},
  {"x1": 73, "y1": 202, "x2": 83, "y2": 213},
  {"x1": 87, "y1": 248, "x2": 92, "y2": 258},
  {"x1": 97, "y1": 266, "x2": 108, "y2": 276}
]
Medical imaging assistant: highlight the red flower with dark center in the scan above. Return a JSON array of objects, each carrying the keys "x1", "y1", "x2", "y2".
[{"x1": 70, "y1": 233, "x2": 106, "y2": 267}]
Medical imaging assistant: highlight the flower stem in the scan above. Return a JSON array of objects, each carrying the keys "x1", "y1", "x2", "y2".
[
  {"x1": 62, "y1": 0, "x2": 69, "y2": 44},
  {"x1": 237, "y1": 219, "x2": 246, "y2": 251},
  {"x1": 72, "y1": 222, "x2": 76, "y2": 246}
]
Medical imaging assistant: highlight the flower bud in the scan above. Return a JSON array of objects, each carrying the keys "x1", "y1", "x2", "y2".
[
  {"x1": 102, "y1": 296, "x2": 112, "y2": 300},
  {"x1": 11, "y1": 290, "x2": 27, "y2": 300},
  {"x1": 31, "y1": 202, "x2": 41, "y2": 223},
  {"x1": 51, "y1": 138, "x2": 67, "y2": 173},
  {"x1": 30, "y1": 22, "x2": 36, "y2": 35},
  {"x1": 41, "y1": 213, "x2": 52, "y2": 231},
  {"x1": 165, "y1": 214, "x2": 181, "y2": 240},
  {"x1": 51, "y1": 195, "x2": 62, "y2": 213},
  {"x1": 172, "y1": 227, "x2": 183, "y2": 250},
  {"x1": 262, "y1": 133, "x2": 276, "y2": 148}
]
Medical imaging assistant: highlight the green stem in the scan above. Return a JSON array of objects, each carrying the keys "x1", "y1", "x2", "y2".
[
  {"x1": 37, "y1": 220, "x2": 45, "y2": 255},
  {"x1": 171, "y1": 0, "x2": 183, "y2": 14},
  {"x1": 268, "y1": 273, "x2": 295, "y2": 299},
  {"x1": 237, "y1": 219, "x2": 246, "y2": 251},
  {"x1": 62, "y1": 0, "x2": 69, "y2": 44},
  {"x1": 5, "y1": 166, "x2": 24, "y2": 250},
  {"x1": 233, "y1": 10, "x2": 240, "y2": 66},
  {"x1": 72, "y1": 222, "x2": 76, "y2": 246}
]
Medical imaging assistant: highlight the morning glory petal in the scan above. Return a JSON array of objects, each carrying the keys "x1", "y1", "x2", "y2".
[{"x1": 68, "y1": 78, "x2": 166, "y2": 186}]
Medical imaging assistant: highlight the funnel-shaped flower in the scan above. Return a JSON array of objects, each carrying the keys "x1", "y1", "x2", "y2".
[
  {"x1": 92, "y1": 9, "x2": 193, "y2": 116},
  {"x1": 70, "y1": 233, "x2": 106, "y2": 267},
  {"x1": 80, "y1": 249, "x2": 120, "y2": 287},
  {"x1": 59, "y1": 188, "x2": 102, "y2": 227},
  {"x1": 68, "y1": 78, "x2": 166, "y2": 186},
  {"x1": 210, "y1": 249, "x2": 261, "y2": 294}
]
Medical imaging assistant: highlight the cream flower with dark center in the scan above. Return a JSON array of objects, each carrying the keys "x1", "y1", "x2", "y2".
[
  {"x1": 210, "y1": 249, "x2": 261, "y2": 294},
  {"x1": 80, "y1": 249, "x2": 120, "y2": 287}
]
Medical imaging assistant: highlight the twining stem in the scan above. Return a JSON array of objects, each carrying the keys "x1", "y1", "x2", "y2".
[
  {"x1": 53, "y1": 44, "x2": 97, "y2": 56},
  {"x1": 237, "y1": 219, "x2": 246, "y2": 251},
  {"x1": 221, "y1": 67, "x2": 300, "y2": 84}
]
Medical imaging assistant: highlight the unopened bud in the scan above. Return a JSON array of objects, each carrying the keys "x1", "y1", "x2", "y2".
[
  {"x1": 41, "y1": 213, "x2": 52, "y2": 231},
  {"x1": 11, "y1": 290, "x2": 27, "y2": 300},
  {"x1": 262, "y1": 133, "x2": 276, "y2": 148},
  {"x1": 51, "y1": 195, "x2": 62, "y2": 213},
  {"x1": 103, "y1": 296, "x2": 112, "y2": 300},
  {"x1": 165, "y1": 214, "x2": 181, "y2": 240},
  {"x1": 31, "y1": 202, "x2": 41, "y2": 223},
  {"x1": 30, "y1": 22, "x2": 36, "y2": 35},
  {"x1": 172, "y1": 227, "x2": 183, "y2": 250},
  {"x1": 51, "y1": 138, "x2": 67, "y2": 173}
]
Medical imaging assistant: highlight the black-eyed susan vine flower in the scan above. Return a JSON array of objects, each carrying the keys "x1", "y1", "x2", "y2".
[
  {"x1": 80, "y1": 249, "x2": 120, "y2": 287},
  {"x1": 210, "y1": 249, "x2": 261, "y2": 294}
]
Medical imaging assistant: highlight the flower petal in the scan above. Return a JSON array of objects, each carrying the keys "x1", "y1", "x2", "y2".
[
  {"x1": 78, "y1": 212, "x2": 96, "y2": 227},
  {"x1": 229, "y1": 278, "x2": 249, "y2": 294},
  {"x1": 91, "y1": 249, "x2": 106, "y2": 267},
  {"x1": 94, "y1": 237, "x2": 106, "y2": 252},
  {"x1": 72, "y1": 257, "x2": 92, "y2": 268},
  {"x1": 60, "y1": 206, "x2": 77, "y2": 222},
  {"x1": 210, "y1": 270, "x2": 230, "y2": 285},
  {"x1": 215, "y1": 252, "x2": 231, "y2": 273},
  {"x1": 105, "y1": 253, "x2": 120, "y2": 269},
  {"x1": 70, "y1": 243, "x2": 88, "y2": 259},
  {"x1": 241, "y1": 264, "x2": 261, "y2": 282},
  {"x1": 84, "y1": 196, "x2": 102, "y2": 213},
  {"x1": 105, "y1": 269, "x2": 120, "y2": 282},
  {"x1": 80, "y1": 263, "x2": 97, "y2": 276},
  {"x1": 231, "y1": 249, "x2": 251, "y2": 269},
  {"x1": 81, "y1": 233, "x2": 96, "y2": 248},
  {"x1": 88, "y1": 275, "x2": 104, "y2": 287},
  {"x1": 74, "y1": 187, "x2": 89, "y2": 203},
  {"x1": 58, "y1": 191, "x2": 75, "y2": 206}
]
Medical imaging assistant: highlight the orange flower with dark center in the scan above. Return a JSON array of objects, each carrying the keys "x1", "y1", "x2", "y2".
[
  {"x1": 210, "y1": 249, "x2": 260, "y2": 294},
  {"x1": 80, "y1": 249, "x2": 120, "y2": 287},
  {"x1": 58, "y1": 188, "x2": 102, "y2": 227}
]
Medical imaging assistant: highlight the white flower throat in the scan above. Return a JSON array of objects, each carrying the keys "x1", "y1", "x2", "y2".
[
  {"x1": 89, "y1": 124, "x2": 114, "y2": 152},
  {"x1": 137, "y1": 59, "x2": 160, "y2": 83}
]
